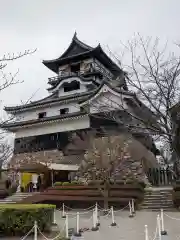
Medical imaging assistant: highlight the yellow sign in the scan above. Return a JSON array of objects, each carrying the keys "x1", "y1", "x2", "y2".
[{"x1": 21, "y1": 173, "x2": 33, "y2": 189}]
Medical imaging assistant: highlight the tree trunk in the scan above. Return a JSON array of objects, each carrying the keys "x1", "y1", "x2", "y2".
[
  {"x1": 103, "y1": 188, "x2": 109, "y2": 209},
  {"x1": 103, "y1": 182, "x2": 110, "y2": 209}
]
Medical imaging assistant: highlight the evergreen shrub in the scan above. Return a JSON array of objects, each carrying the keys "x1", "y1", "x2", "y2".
[
  {"x1": 0, "y1": 204, "x2": 55, "y2": 236},
  {"x1": 54, "y1": 181, "x2": 83, "y2": 186}
]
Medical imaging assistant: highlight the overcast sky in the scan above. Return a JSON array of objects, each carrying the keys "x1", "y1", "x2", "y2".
[{"x1": 0, "y1": 0, "x2": 180, "y2": 111}]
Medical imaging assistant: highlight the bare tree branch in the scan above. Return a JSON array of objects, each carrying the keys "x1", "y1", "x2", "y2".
[
  {"x1": 101, "y1": 35, "x2": 180, "y2": 164},
  {"x1": 0, "y1": 49, "x2": 36, "y2": 168}
]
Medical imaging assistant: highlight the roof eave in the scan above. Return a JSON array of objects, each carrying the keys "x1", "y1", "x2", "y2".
[
  {"x1": 1, "y1": 113, "x2": 88, "y2": 130},
  {"x1": 4, "y1": 90, "x2": 96, "y2": 113},
  {"x1": 43, "y1": 50, "x2": 94, "y2": 73},
  {"x1": 94, "y1": 46, "x2": 122, "y2": 76}
]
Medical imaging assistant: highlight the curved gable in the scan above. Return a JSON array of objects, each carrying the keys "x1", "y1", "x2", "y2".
[{"x1": 49, "y1": 76, "x2": 93, "y2": 93}]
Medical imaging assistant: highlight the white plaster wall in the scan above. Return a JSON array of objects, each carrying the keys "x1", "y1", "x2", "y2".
[
  {"x1": 15, "y1": 116, "x2": 90, "y2": 138},
  {"x1": 87, "y1": 86, "x2": 129, "y2": 114},
  {"x1": 14, "y1": 103, "x2": 80, "y2": 122}
]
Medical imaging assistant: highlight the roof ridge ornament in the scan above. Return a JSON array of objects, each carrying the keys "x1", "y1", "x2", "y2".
[{"x1": 73, "y1": 31, "x2": 77, "y2": 40}]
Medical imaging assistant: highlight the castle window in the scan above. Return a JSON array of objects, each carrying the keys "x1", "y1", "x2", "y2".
[
  {"x1": 64, "y1": 80, "x2": 80, "y2": 92},
  {"x1": 70, "y1": 63, "x2": 80, "y2": 73},
  {"x1": 38, "y1": 112, "x2": 46, "y2": 119},
  {"x1": 80, "y1": 106, "x2": 84, "y2": 112},
  {"x1": 60, "y1": 108, "x2": 69, "y2": 115}
]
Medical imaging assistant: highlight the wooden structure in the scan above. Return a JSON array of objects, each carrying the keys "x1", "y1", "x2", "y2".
[{"x1": 20, "y1": 183, "x2": 144, "y2": 208}]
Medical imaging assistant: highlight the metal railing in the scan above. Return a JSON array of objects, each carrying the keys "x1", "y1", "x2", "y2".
[{"x1": 48, "y1": 71, "x2": 87, "y2": 83}]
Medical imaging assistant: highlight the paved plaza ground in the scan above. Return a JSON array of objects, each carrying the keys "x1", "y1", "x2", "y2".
[
  {"x1": 54, "y1": 209, "x2": 180, "y2": 240},
  {"x1": 2, "y1": 209, "x2": 180, "y2": 239}
]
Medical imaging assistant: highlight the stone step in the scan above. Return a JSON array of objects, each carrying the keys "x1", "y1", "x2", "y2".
[
  {"x1": 140, "y1": 204, "x2": 174, "y2": 207},
  {"x1": 144, "y1": 194, "x2": 173, "y2": 197},
  {"x1": 12, "y1": 193, "x2": 33, "y2": 196},
  {"x1": 142, "y1": 202, "x2": 173, "y2": 206},
  {"x1": 8, "y1": 196, "x2": 31, "y2": 199},
  {"x1": 144, "y1": 199, "x2": 172, "y2": 202},
  {"x1": 0, "y1": 192, "x2": 39, "y2": 204},
  {"x1": 139, "y1": 207, "x2": 177, "y2": 211},
  {"x1": 144, "y1": 193, "x2": 172, "y2": 195},
  {"x1": 143, "y1": 197, "x2": 173, "y2": 200},
  {"x1": 144, "y1": 196, "x2": 172, "y2": 199},
  {"x1": 9, "y1": 195, "x2": 31, "y2": 197},
  {"x1": 140, "y1": 203, "x2": 174, "y2": 207},
  {"x1": 143, "y1": 199, "x2": 173, "y2": 203},
  {"x1": 2, "y1": 199, "x2": 18, "y2": 202},
  {"x1": 140, "y1": 188, "x2": 174, "y2": 210},
  {"x1": 145, "y1": 190, "x2": 173, "y2": 192},
  {"x1": 143, "y1": 201, "x2": 173, "y2": 205},
  {"x1": 141, "y1": 207, "x2": 174, "y2": 210},
  {"x1": 144, "y1": 193, "x2": 172, "y2": 196}
]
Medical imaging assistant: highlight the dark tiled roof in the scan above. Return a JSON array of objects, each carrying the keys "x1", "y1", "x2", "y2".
[
  {"x1": 42, "y1": 33, "x2": 122, "y2": 76},
  {"x1": 1, "y1": 112, "x2": 88, "y2": 129},
  {"x1": 4, "y1": 81, "x2": 134, "y2": 113},
  {"x1": 43, "y1": 33, "x2": 94, "y2": 73},
  {"x1": 4, "y1": 88, "x2": 99, "y2": 112}
]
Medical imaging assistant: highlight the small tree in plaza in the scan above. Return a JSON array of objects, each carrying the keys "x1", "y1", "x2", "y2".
[{"x1": 79, "y1": 135, "x2": 134, "y2": 209}]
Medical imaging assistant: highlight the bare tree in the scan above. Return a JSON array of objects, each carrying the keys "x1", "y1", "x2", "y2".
[
  {"x1": 124, "y1": 35, "x2": 179, "y2": 148},
  {"x1": 0, "y1": 49, "x2": 36, "y2": 170},
  {"x1": 79, "y1": 135, "x2": 140, "y2": 209},
  {"x1": 0, "y1": 50, "x2": 36, "y2": 91},
  {"x1": 92, "y1": 34, "x2": 180, "y2": 164}
]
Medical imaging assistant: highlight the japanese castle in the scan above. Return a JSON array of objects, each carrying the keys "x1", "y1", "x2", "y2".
[{"x1": 2, "y1": 33, "x2": 159, "y2": 184}]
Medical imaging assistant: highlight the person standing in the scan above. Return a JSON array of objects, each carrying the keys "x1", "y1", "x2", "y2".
[{"x1": 37, "y1": 175, "x2": 42, "y2": 191}]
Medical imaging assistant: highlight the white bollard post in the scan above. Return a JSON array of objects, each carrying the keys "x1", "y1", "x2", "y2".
[
  {"x1": 62, "y1": 203, "x2": 66, "y2": 218},
  {"x1": 131, "y1": 199, "x2": 135, "y2": 214},
  {"x1": 74, "y1": 212, "x2": 81, "y2": 237},
  {"x1": 95, "y1": 202, "x2": 98, "y2": 215},
  {"x1": 53, "y1": 208, "x2": 57, "y2": 225},
  {"x1": 65, "y1": 214, "x2": 70, "y2": 240},
  {"x1": 95, "y1": 203, "x2": 100, "y2": 227},
  {"x1": 144, "y1": 225, "x2": 149, "y2": 240},
  {"x1": 34, "y1": 221, "x2": 38, "y2": 240},
  {"x1": 160, "y1": 209, "x2": 167, "y2": 235},
  {"x1": 129, "y1": 201, "x2": 134, "y2": 218},
  {"x1": 110, "y1": 206, "x2": 117, "y2": 226},
  {"x1": 91, "y1": 209, "x2": 99, "y2": 231},
  {"x1": 157, "y1": 214, "x2": 162, "y2": 240}
]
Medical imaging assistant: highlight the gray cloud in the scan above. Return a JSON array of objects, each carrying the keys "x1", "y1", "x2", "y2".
[{"x1": 0, "y1": 0, "x2": 180, "y2": 108}]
